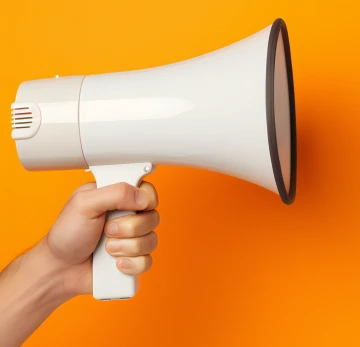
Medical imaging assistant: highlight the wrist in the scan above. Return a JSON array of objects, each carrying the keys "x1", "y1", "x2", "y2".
[
  {"x1": 0, "y1": 239, "x2": 73, "y2": 347},
  {"x1": 40, "y1": 235, "x2": 93, "y2": 297},
  {"x1": 0, "y1": 239, "x2": 73, "y2": 310},
  {"x1": 27, "y1": 238, "x2": 75, "y2": 304}
]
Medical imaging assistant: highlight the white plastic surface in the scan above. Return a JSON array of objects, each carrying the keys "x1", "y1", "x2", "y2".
[
  {"x1": 79, "y1": 24, "x2": 278, "y2": 194},
  {"x1": 14, "y1": 76, "x2": 87, "y2": 170},
  {"x1": 91, "y1": 163, "x2": 154, "y2": 300}
]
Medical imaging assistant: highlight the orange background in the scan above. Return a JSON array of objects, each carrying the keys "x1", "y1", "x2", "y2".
[{"x1": 1, "y1": 0, "x2": 360, "y2": 346}]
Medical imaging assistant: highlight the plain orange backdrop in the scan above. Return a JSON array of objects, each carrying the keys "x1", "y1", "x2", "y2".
[{"x1": 1, "y1": 0, "x2": 360, "y2": 346}]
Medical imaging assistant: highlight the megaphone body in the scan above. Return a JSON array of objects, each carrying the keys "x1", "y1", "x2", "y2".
[{"x1": 11, "y1": 18, "x2": 296, "y2": 300}]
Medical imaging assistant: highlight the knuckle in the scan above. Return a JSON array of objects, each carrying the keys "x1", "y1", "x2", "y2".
[
  {"x1": 142, "y1": 182, "x2": 158, "y2": 209},
  {"x1": 150, "y1": 194, "x2": 159, "y2": 210},
  {"x1": 145, "y1": 255, "x2": 153, "y2": 269},
  {"x1": 117, "y1": 182, "x2": 129, "y2": 201},
  {"x1": 70, "y1": 183, "x2": 96, "y2": 200},
  {"x1": 104, "y1": 240, "x2": 112, "y2": 254},
  {"x1": 132, "y1": 240, "x2": 142, "y2": 254},
  {"x1": 71, "y1": 191, "x2": 86, "y2": 210},
  {"x1": 122, "y1": 219, "x2": 135, "y2": 237},
  {"x1": 149, "y1": 232, "x2": 158, "y2": 250},
  {"x1": 79, "y1": 182, "x2": 96, "y2": 191},
  {"x1": 153, "y1": 194, "x2": 159, "y2": 209},
  {"x1": 153, "y1": 210, "x2": 160, "y2": 225}
]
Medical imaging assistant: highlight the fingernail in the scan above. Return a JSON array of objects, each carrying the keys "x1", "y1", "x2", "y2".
[
  {"x1": 107, "y1": 240, "x2": 123, "y2": 253},
  {"x1": 107, "y1": 223, "x2": 118, "y2": 237},
  {"x1": 119, "y1": 258, "x2": 133, "y2": 270},
  {"x1": 135, "y1": 189, "x2": 148, "y2": 207}
]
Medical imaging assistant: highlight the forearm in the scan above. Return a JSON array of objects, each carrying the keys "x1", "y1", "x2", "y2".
[{"x1": 0, "y1": 241, "x2": 71, "y2": 347}]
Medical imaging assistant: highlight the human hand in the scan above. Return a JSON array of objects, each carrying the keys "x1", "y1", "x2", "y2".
[
  {"x1": 0, "y1": 181, "x2": 159, "y2": 347},
  {"x1": 44, "y1": 181, "x2": 159, "y2": 297}
]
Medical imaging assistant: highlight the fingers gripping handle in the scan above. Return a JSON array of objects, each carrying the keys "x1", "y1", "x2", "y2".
[
  {"x1": 92, "y1": 210, "x2": 135, "y2": 301},
  {"x1": 90, "y1": 163, "x2": 154, "y2": 300}
]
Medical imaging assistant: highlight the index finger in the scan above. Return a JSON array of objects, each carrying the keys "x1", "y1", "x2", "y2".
[{"x1": 71, "y1": 182, "x2": 150, "y2": 219}]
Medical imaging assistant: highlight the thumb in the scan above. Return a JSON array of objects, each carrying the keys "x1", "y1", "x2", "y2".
[{"x1": 70, "y1": 182, "x2": 149, "y2": 219}]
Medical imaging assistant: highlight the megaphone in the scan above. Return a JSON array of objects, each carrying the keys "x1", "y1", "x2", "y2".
[{"x1": 11, "y1": 18, "x2": 296, "y2": 300}]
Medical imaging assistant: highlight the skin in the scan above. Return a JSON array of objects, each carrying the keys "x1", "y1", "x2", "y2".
[{"x1": 0, "y1": 181, "x2": 159, "y2": 347}]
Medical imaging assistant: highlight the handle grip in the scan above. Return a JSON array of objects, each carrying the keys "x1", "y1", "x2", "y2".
[{"x1": 90, "y1": 163, "x2": 153, "y2": 300}]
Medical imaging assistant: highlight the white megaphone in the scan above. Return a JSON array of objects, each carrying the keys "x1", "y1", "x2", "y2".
[{"x1": 11, "y1": 18, "x2": 296, "y2": 300}]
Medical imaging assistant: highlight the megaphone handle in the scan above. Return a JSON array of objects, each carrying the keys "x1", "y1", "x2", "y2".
[{"x1": 89, "y1": 163, "x2": 154, "y2": 300}]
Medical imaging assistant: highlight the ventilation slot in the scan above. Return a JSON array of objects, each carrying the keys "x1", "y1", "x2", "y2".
[
  {"x1": 11, "y1": 102, "x2": 41, "y2": 140},
  {"x1": 12, "y1": 107, "x2": 34, "y2": 129}
]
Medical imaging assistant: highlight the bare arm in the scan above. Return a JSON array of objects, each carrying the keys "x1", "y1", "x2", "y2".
[
  {"x1": 0, "y1": 241, "x2": 71, "y2": 347},
  {"x1": 0, "y1": 182, "x2": 159, "y2": 347}
]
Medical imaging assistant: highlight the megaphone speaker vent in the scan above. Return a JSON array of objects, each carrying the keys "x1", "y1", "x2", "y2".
[{"x1": 11, "y1": 102, "x2": 41, "y2": 140}]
